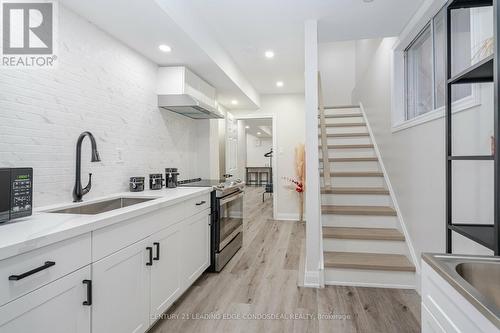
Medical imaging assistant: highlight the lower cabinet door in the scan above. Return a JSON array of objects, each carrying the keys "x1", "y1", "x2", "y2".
[
  {"x1": 181, "y1": 210, "x2": 210, "y2": 288},
  {"x1": 92, "y1": 238, "x2": 150, "y2": 333},
  {"x1": 0, "y1": 266, "x2": 91, "y2": 333},
  {"x1": 149, "y1": 224, "x2": 182, "y2": 323}
]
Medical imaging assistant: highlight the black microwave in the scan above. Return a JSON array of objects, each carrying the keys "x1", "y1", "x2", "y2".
[{"x1": 0, "y1": 168, "x2": 33, "y2": 223}]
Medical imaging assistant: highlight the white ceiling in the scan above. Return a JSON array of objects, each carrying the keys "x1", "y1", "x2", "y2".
[
  {"x1": 59, "y1": 0, "x2": 424, "y2": 109},
  {"x1": 185, "y1": 0, "x2": 425, "y2": 94},
  {"x1": 242, "y1": 118, "x2": 273, "y2": 138},
  {"x1": 59, "y1": 0, "x2": 260, "y2": 110}
]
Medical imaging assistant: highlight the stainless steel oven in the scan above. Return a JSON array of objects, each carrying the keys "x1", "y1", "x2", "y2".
[{"x1": 213, "y1": 187, "x2": 244, "y2": 271}]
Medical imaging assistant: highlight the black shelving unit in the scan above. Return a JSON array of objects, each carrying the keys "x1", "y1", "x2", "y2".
[{"x1": 445, "y1": 0, "x2": 499, "y2": 255}]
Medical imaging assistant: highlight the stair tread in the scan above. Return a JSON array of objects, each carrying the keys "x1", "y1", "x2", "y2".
[
  {"x1": 321, "y1": 171, "x2": 384, "y2": 177},
  {"x1": 319, "y1": 144, "x2": 374, "y2": 149},
  {"x1": 318, "y1": 113, "x2": 363, "y2": 119},
  {"x1": 320, "y1": 157, "x2": 378, "y2": 162},
  {"x1": 318, "y1": 133, "x2": 370, "y2": 138},
  {"x1": 324, "y1": 251, "x2": 415, "y2": 272},
  {"x1": 322, "y1": 227, "x2": 405, "y2": 241},
  {"x1": 322, "y1": 205, "x2": 397, "y2": 216},
  {"x1": 321, "y1": 187, "x2": 389, "y2": 195},
  {"x1": 318, "y1": 123, "x2": 366, "y2": 128}
]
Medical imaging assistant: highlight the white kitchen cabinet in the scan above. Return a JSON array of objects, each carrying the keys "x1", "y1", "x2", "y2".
[
  {"x1": 149, "y1": 223, "x2": 182, "y2": 323},
  {"x1": 421, "y1": 260, "x2": 499, "y2": 333},
  {"x1": 91, "y1": 208, "x2": 211, "y2": 333},
  {"x1": 0, "y1": 265, "x2": 91, "y2": 333},
  {"x1": 180, "y1": 210, "x2": 211, "y2": 288},
  {"x1": 91, "y1": 238, "x2": 150, "y2": 333},
  {"x1": 421, "y1": 303, "x2": 446, "y2": 333}
]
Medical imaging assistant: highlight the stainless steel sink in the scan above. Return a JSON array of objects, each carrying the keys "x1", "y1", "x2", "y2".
[
  {"x1": 423, "y1": 253, "x2": 500, "y2": 328},
  {"x1": 456, "y1": 262, "x2": 500, "y2": 311},
  {"x1": 48, "y1": 197, "x2": 156, "y2": 215}
]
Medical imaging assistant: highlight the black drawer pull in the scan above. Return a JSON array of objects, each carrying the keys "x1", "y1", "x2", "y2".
[
  {"x1": 82, "y1": 279, "x2": 92, "y2": 306},
  {"x1": 153, "y1": 242, "x2": 160, "y2": 261},
  {"x1": 146, "y1": 247, "x2": 153, "y2": 266},
  {"x1": 9, "y1": 261, "x2": 56, "y2": 281},
  {"x1": 195, "y1": 201, "x2": 206, "y2": 206}
]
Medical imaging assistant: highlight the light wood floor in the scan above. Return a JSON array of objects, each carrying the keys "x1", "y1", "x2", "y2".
[{"x1": 150, "y1": 186, "x2": 421, "y2": 333}]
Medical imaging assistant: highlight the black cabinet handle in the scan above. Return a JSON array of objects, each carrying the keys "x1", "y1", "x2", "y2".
[
  {"x1": 196, "y1": 201, "x2": 206, "y2": 206},
  {"x1": 8, "y1": 261, "x2": 56, "y2": 281},
  {"x1": 153, "y1": 242, "x2": 160, "y2": 261},
  {"x1": 146, "y1": 247, "x2": 153, "y2": 266},
  {"x1": 82, "y1": 279, "x2": 92, "y2": 306}
]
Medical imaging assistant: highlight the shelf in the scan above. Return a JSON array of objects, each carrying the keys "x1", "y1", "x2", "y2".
[
  {"x1": 447, "y1": 155, "x2": 494, "y2": 161},
  {"x1": 448, "y1": 55, "x2": 493, "y2": 85},
  {"x1": 448, "y1": 0, "x2": 492, "y2": 10},
  {"x1": 449, "y1": 224, "x2": 495, "y2": 250}
]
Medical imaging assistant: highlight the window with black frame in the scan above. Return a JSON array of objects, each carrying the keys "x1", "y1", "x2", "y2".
[{"x1": 404, "y1": 6, "x2": 489, "y2": 121}]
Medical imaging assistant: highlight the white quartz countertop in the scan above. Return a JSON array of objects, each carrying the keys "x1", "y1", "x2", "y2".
[{"x1": 0, "y1": 187, "x2": 212, "y2": 261}]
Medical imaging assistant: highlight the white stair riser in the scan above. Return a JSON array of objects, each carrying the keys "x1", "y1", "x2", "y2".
[
  {"x1": 323, "y1": 238, "x2": 408, "y2": 255},
  {"x1": 324, "y1": 137, "x2": 372, "y2": 145},
  {"x1": 321, "y1": 193, "x2": 393, "y2": 206},
  {"x1": 321, "y1": 161, "x2": 380, "y2": 172},
  {"x1": 324, "y1": 177, "x2": 386, "y2": 187},
  {"x1": 320, "y1": 148, "x2": 376, "y2": 158},
  {"x1": 324, "y1": 268, "x2": 415, "y2": 289},
  {"x1": 324, "y1": 127, "x2": 368, "y2": 134},
  {"x1": 323, "y1": 117, "x2": 364, "y2": 124},
  {"x1": 321, "y1": 214, "x2": 398, "y2": 228},
  {"x1": 324, "y1": 108, "x2": 361, "y2": 115}
]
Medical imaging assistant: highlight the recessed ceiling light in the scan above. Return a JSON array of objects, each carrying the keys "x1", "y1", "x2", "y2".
[
  {"x1": 265, "y1": 50, "x2": 275, "y2": 59},
  {"x1": 276, "y1": 81, "x2": 284, "y2": 87},
  {"x1": 231, "y1": 100, "x2": 239, "y2": 105},
  {"x1": 245, "y1": 125, "x2": 250, "y2": 129},
  {"x1": 158, "y1": 44, "x2": 172, "y2": 53},
  {"x1": 257, "y1": 132, "x2": 262, "y2": 135}
]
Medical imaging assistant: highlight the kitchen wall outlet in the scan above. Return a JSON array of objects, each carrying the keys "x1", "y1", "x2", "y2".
[{"x1": 116, "y1": 148, "x2": 124, "y2": 164}]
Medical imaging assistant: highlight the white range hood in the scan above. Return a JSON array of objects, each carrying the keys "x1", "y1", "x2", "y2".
[{"x1": 157, "y1": 67, "x2": 224, "y2": 119}]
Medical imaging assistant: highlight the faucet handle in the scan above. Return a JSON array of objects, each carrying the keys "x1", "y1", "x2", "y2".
[{"x1": 83, "y1": 173, "x2": 92, "y2": 195}]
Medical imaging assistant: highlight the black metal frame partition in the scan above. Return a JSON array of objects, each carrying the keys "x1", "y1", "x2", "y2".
[{"x1": 445, "y1": 0, "x2": 499, "y2": 255}]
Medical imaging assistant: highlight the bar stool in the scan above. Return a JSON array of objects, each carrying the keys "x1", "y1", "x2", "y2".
[
  {"x1": 246, "y1": 171, "x2": 259, "y2": 186},
  {"x1": 258, "y1": 171, "x2": 269, "y2": 186}
]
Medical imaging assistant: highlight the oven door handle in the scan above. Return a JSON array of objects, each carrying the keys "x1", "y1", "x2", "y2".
[{"x1": 219, "y1": 192, "x2": 244, "y2": 206}]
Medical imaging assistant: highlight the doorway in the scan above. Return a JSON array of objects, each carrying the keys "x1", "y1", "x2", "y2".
[{"x1": 233, "y1": 116, "x2": 276, "y2": 219}]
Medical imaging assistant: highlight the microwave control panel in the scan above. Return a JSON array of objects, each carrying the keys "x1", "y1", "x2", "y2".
[{"x1": 10, "y1": 168, "x2": 33, "y2": 220}]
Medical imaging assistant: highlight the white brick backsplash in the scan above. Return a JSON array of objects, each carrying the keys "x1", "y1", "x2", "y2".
[{"x1": 0, "y1": 6, "x2": 211, "y2": 206}]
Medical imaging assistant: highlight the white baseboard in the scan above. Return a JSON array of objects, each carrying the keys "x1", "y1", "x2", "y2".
[
  {"x1": 274, "y1": 213, "x2": 301, "y2": 221},
  {"x1": 304, "y1": 270, "x2": 322, "y2": 288}
]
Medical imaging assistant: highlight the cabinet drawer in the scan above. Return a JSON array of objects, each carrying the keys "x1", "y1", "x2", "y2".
[
  {"x1": 92, "y1": 204, "x2": 185, "y2": 261},
  {"x1": 0, "y1": 233, "x2": 91, "y2": 306},
  {"x1": 185, "y1": 193, "x2": 211, "y2": 215}
]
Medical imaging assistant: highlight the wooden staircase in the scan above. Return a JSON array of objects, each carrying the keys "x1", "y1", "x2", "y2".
[{"x1": 318, "y1": 104, "x2": 415, "y2": 288}]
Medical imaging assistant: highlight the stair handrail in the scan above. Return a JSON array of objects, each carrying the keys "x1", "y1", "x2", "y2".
[{"x1": 318, "y1": 72, "x2": 332, "y2": 189}]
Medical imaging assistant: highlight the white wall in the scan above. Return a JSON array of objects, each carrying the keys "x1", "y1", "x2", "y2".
[
  {"x1": 236, "y1": 120, "x2": 247, "y2": 181},
  {"x1": 319, "y1": 41, "x2": 356, "y2": 106},
  {"x1": 0, "y1": 5, "x2": 215, "y2": 206},
  {"x1": 246, "y1": 134, "x2": 272, "y2": 167},
  {"x1": 231, "y1": 94, "x2": 305, "y2": 221},
  {"x1": 351, "y1": 38, "x2": 494, "y2": 258}
]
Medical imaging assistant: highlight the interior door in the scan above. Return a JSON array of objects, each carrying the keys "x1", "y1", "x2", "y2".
[
  {"x1": 91, "y1": 238, "x2": 150, "y2": 333},
  {"x1": 0, "y1": 266, "x2": 91, "y2": 333},
  {"x1": 149, "y1": 224, "x2": 181, "y2": 323},
  {"x1": 225, "y1": 113, "x2": 238, "y2": 178}
]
